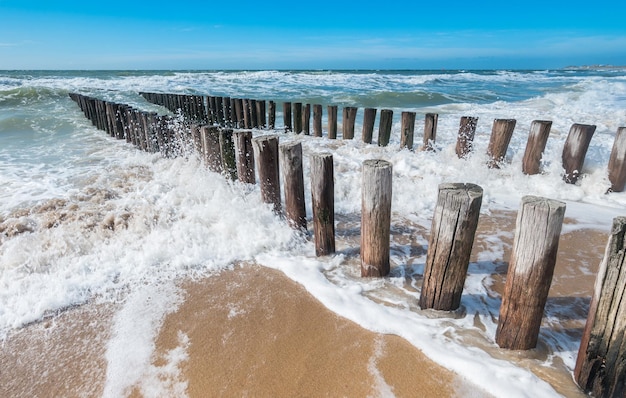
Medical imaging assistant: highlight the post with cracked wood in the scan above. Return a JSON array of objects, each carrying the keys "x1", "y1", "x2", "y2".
[
  {"x1": 311, "y1": 153, "x2": 335, "y2": 256},
  {"x1": 279, "y1": 142, "x2": 307, "y2": 230},
  {"x1": 253, "y1": 135, "x2": 281, "y2": 213}
]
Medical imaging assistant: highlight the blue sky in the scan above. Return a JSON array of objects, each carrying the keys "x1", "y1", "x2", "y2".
[{"x1": 1, "y1": 0, "x2": 625, "y2": 70}]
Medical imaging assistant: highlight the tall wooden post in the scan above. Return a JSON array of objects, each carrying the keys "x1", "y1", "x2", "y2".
[
  {"x1": 283, "y1": 102, "x2": 292, "y2": 132},
  {"x1": 419, "y1": 183, "x2": 483, "y2": 311},
  {"x1": 242, "y1": 99, "x2": 251, "y2": 129},
  {"x1": 487, "y1": 118, "x2": 517, "y2": 168},
  {"x1": 378, "y1": 109, "x2": 393, "y2": 147},
  {"x1": 302, "y1": 103, "x2": 311, "y2": 135},
  {"x1": 362, "y1": 108, "x2": 377, "y2": 144},
  {"x1": 268, "y1": 101, "x2": 276, "y2": 130},
  {"x1": 422, "y1": 113, "x2": 438, "y2": 151},
  {"x1": 313, "y1": 104, "x2": 323, "y2": 137},
  {"x1": 562, "y1": 123, "x2": 596, "y2": 183},
  {"x1": 293, "y1": 102, "x2": 303, "y2": 134},
  {"x1": 219, "y1": 129, "x2": 237, "y2": 180},
  {"x1": 327, "y1": 105, "x2": 338, "y2": 139},
  {"x1": 250, "y1": 99, "x2": 258, "y2": 128},
  {"x1": 455, "y1": 116, "x2": 478, "y2": 158},
  {"x1": 574, "y1": 216, "x2": 626, "y2": 397},
  {"x1": 234, "y1": 130, "x2": 255, "y2": 184},
  {"x1": 253, "y1": 135, "x2": 281, "y2": 212},
  {"x1": 256, "y1": 100, "x2": 266, "y2": 129},
  {"x1": 279, "y1": 142, "x2": 307, "y2": 230},
  {"x1": 522, "y1": 120, "x2": 552, "y2": 175},
  {"x1": 361, "y1": 159, "x2": 392, "y2": 277},
  {"x1": 495, "y1": 196, "x2": 566, "y2": 350},
  {"x1": 311, "y1": 153, "x2": 335, "y2": 256},
  {"x1": 342, "y1": 107, "x2": 358, "y2": 139},
  {"x1": 201, "y1": 125, "x2": 223, "y2": 172},
  {"x1": 216, "y1": 97, "x2": 225, "y2": 126},
  {"x1": 400, "y1": 111, "x2": 416, "y2": 150},
  {"x1": 608, "y1": 127, "x2": 626, "y2": 192},
  {"x1": 223, "y1": 97, "x2": 231, "y2": 127}
]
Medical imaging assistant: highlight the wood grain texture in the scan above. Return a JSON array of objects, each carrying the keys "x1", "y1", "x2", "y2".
[
  {"x1": 487, "y1": 119, "x2": 516, "y2": 168},
  {"x1": 280, "y1": 142, "x2": 307, "y2": 230},
  {"x1": 421, "y1": 113, "x2": 438, "y2": 151},
  {"x1": 253, "y1": 135, "x2": 281, "y2": 213},
  {"x1": 455, "y1": 116, "x2": 478, "y2": 158},
  {"x1": 400, "y1": 111, "x2": 416, "y2": 150},
  {"x1": 311, "y1": 153, "x2": 335, "y2": 256},
  {"x1": 327, "y1": 105, "x2": 338, "y2": 139},
  {"x1": 361, "y1": 108, "x2": 377, "y2": 144},
  {"x1": 608, "y1": 127, "x2": 626, "y2": 192},
  {"x1": 377, "y1": 110, "x2": 393, "y2": 147},
  {"x1": 521, "y1": 120, "x2": 552, "y2": 175},
  {"x1": 562, "y1": 123, "x2": 596, "y2": 183},
  {"x1": 234, "y1": 130, "x2": 255, "y2": 184}
]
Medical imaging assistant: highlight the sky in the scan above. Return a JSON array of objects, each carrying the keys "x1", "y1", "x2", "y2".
[{"x1": 0, "y1": 0, "x2": 625, "y2": 70}]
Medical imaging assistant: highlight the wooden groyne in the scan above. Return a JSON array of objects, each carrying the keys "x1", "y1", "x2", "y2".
[{"x1": 70, "y1": 91, "x2": 626, "y2": 397}]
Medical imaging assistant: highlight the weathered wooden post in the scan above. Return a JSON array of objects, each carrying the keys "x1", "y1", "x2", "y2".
[
  {"x1": 235, "y1": 98, "x2": 244, "y2": 128},
  {"x1": 216, "y1": 97, "x2": 225, "y2": 126},
  {"x1": 219, "y1": 129, "x2": 238, "y2": 180},
  {"x1": 342, "y1": 106, "x2": 358, "y2": 139},
  {"x1": 279, "y1": 142, "x2": 307, "y2": 230},
  {"x1": 574, "y1": 216, "x2": 626, "y2": 397},
  {"x1": 256, "y1": 100, "x2": 266, "y2": 129},
  {"x1": 313, "y1": 104, "x2": 323, "y2": 137},
  {"x1": 283, "y1": 102, "x2": 292, "y2": 132},
  {"x1": 455, "y1": 116, "x2": 478, "y2": 158},
  {"x1": 562, "y1": 123, "x2": 596, "y2": 183},
  {"x1": 400, "y1": 111, "x2": 416, "y2": 150},
  {"x1": 223, "y1": 97, "x2": 231, "y2": 127},
  {"x1": 327, "y1": 105, "x2": 338, "y2": 139},
  {"x1": 253, "y1": 135, "x2": 281, "y2": 212},
  {"x1": 608, "y1": 127, "x2": 626, "y2": 192},
  {"x1": 362, "y1": 108, "x2": 377, "y2": 144},
  {"x1": 487, "y1": 119, "x2": 517, "y2": 168},
  {"x1": 190, "y1": 124, "x2": 203, "y2": 156},
  {"x1": 361, "y1": 159, "x2": 392, "y2": 277},
  {"x1": 234, "y1": 130, "x2": 255, "y2": 184},
  {"x1": 230, "y1": 98, "x2": 239, "y2": 128},
  {"x1": 268, "y1": 101, "x2": 276, "y2": 129},
  {"x1": 378, "y1": 109, "x2": 393, "y2": 147},
  {"x1": 522, "y1": 120, "x2": 552, "y2": 175},
  {"x1": 242, "y1": 99, "x2": 251, "y2": 129},
  {"x1": 201, "y1": 125, "x2": 223, "y2": 172},
  {"x1": 302, "y1": 103, "x2": 311, "y2": 135},
  {"x1": 209, "y1": 96, "x2": 218, "y2": 124},
  {"x1": 293, "y1": 102, "x2": 303, "y2": 134},
  {"x1": 248, "y1": 99, "x2": 257, "y2": 128},
  {"x1": 422, "y1": 113, "x2": 438, "y2": 151},
  {"x1": 419, "y1": 183, "x2": 483, "y2": 311},
  {"x1": 311, "y1": 153, "x2": 335, "y2": 256},
  {"x1": 495, "y1": 196, "x2": 566, "y2": 350}
]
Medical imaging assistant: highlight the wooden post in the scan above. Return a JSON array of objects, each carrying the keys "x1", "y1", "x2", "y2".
[
  {"x1": 313, "y1": 104, "x2": 323, "y2": 137},
  {"x1": 190, "y1": 123, "x2": 203, "y2": 156},
  {"x1": 378, "y1": 109, "x2": 393, "y2": 147},
  {"x1": 302, "y1": 103, "x2": 311, "y2": 135},
  {"x1": 455, "y1": 116, "x2": 478, "y2": 158},
  {"x1": 495, "y1": 196, "x2": 566, "y2": 350},
  {"x1": 522, "y1": 120, "x2": 552, "y2": 175},
  {"x1": 283, "y1": 102, "x2": 292, "y2": 132},
  {"x1": 219, "y1": 129, "x2": 237, "y2": 180},
  {"x1": 574, "y1": 216, "x2": 626, "y2": 397},
  {"x1": 400, "y1": 111, "x2": 416, "y2": 150},
  {"x1": 256, "y1": 100, "x2": 266, "y2": 129},
  {"x1": 235, "y1": 98, "x2": 244, "y2": 128},
  {"x1": 216, "y1": 97, "x2": 225, "y2": 126},
  {"x1": 209, "y1": 96, "x2": 218, "y2": 125},
  {"x1": 487, "y1": 119, "x2": 517, "y2": 168},
  {"x1": 279, "y1": 142, "x2": 307, "y2": 230},
  {"x1": 268, "y1": 101, "x2": 276, "y2": 129},
  {"x1": 293, "y1": 102, "x2": 303, "y2": 134},
  {"x1": 242, "y1": 99, "x2": 251, "y2": 129},
  {"x1": 234, "y1": 130, "x2": 255, "y2": 184},
  {"x1": 342, "y1": 107, "x2": 358, "y2": 139},
  {"x1": 362, "y1": 108, "x2": 377, "y2": 144},
  {"x1": 222, "y1": 97, "x2": 231, "y2": 127},
  {"x1": 562, "y1": 123, "x2": 596, "y2": 183},
  {"x1": 422, "y1": 113, "x2": 438, "y2": 151},
  {"x1": 200, "y1": 125, "x2": 223, "y2": 172},
  {"x1": 608, "y1": 127, "x2": 626, "y2": 192},
  {"x1": 361, "y1": 159, "x2": 392, "y2": 277},
  {"x1": 311, "y1": 153, "x2": 335, "y2": 256},
  {"x1": 253, "y1": 135, "x2": 281, "y2": 212},
  {"x1": 250, "y1": 99, "x2": 258, "y2": 128},
  {"x1": 327, "y1": 105, "x2": 338, "y2": 139},
  {"x1": 419, "y1": 183, "x2": 483, "y2": 311}
]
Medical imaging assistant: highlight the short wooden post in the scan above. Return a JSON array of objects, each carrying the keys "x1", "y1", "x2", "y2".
[
  {"x1": 283, "y1": 102, "x2": 292, "y2": 132},
  {"x1": 608, "y1": 127, "x2": 626, "y2": 192},
  {"x1": 362, "y1": 108, "x2": 377, "y2": 144},
  {"x1": 223, "y1": 97, "x2": 232, "y2": 127},
  {"x1": 422, "y1": 113, "x2": 438, "y2": 151},
  {"x1": 342, "y1": 107, "x2": 358, "y2": 139},
  {"x1": 455, "y1": 116, "x2": 478, "y2": 158},
  {"x1": 201, "y1": 125, "x2": 223, "y2": 172},
  {"x1": 235, "y1": 98, "x2": 244, "y2": 128},
  {"x1": 313, "y1": 104, "x2": 323, "y2": 137},
  {"x1": 327, "y1": 105, "x2": 338, "y2": 139},
  {"x1": 242, "y1": 99, "x2": 251, "y2": 129},
  {"x1": 302, "y1": 103, "x2": 311, "y2": 135},
  {"x1": 279, "y1": 142, "x2": 307, "y2": 230},
  {"x1": 400, "y1": 111, "x2": 416, "y2": 150},
  {"x1": 562, "y1": 123, "x2": 596, "y2": 183},
  {"x1": 190, "y1": 124, "x2": 203, "y2": 156},
  {"x1": 361, "y1": 159, "x2": 392, "y2": 277},
  {"x1": 209, "y1": 96, "x2": 218, "y2": 124},
  {"x1": 574, "y1": 216, "x2": 626, "y2": 397},
  {"x1": 256, "y1": 100, "x2": 266, "y2": 129},
  {"x1": 293, "y1": 102, "x2": 303, "y2": 134},
  {"x1": 219, "y1": 129, "x2": 238, "y2": 180},
  {"x1": 253, "y1": 135, "x2": 281, "y2": 212},
  {"x1": 495, "y1": 196, "x2": 566, "y2": 350},
  {"x1": 419, "y1": 183, "x2": 483, "y2": 311},
  {"x1": 268, "y1": 101, "x2": 276, "y2": 129},
  {"x1": 234, "y1": 130, "x2": 255, "y2": 184},
  {"x1": 522, "y1": 120, "x2": 552, "y2": 175},
  {"x1": 487, "y1": 119, "x2": 517, "y2": 168},
  {"x1": 311, "y1": 153, "x2": 335, "y2": 256},
  {"x1": 378, "y1": 109, "x2": 393, "y2": 147},
  {"x1": 216, "y1": 97, "x2": 225, "y2": 126}
]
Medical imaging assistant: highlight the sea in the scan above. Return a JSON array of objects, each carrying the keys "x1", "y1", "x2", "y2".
[{"x1": 1, "y1": 69, "x2": 626, "y2": 397}]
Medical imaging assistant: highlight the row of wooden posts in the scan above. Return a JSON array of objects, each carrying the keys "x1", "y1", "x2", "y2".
[
  {"x1": 139, "y1": 91, "x2": 626, "y2": 192},
  {"x1": 70, "y1": 92, "x2": 625, "y2": 397}
]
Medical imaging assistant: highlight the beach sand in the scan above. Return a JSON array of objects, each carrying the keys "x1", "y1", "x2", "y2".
[{"x1": 0, "y1": 210, "x2": 609, "y2": 397}]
